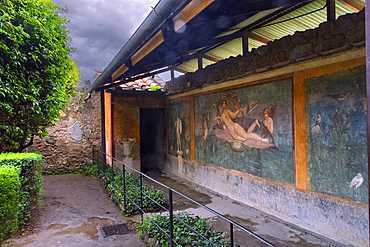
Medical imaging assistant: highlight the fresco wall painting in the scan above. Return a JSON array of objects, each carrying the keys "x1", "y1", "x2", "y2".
[
  {"x1": 168, "y1": 100, "x2": 191, "y2": 160},
  {"x1": 194, "y1": 79, "x2": 294, "y2": 185},
  {"x1": 305, "y1": 66, "x2": 368, "y2": 204}
]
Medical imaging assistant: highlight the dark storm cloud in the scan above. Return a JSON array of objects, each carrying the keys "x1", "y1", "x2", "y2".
[{"x1": 53, "y1": 0, "x2": 158, "y2": 85}]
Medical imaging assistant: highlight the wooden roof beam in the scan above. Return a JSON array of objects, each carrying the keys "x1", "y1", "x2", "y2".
[
  {"x1": 339, "y1": 0, "x2": 364, "y2": 12},
  {"x1": 202, "y1": 54, "x2": 219, "y2": 63},
  {"x1": 248, "y1": 32, "x2": 269, "y2": 45}
]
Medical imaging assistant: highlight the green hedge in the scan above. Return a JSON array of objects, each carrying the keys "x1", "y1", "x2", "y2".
[
  {"x1": 0, "y1": 166, "x2": 21, "y2": 245},
  {"x1": 0, "y1": 153, "x2": 43, "y2": 225}
]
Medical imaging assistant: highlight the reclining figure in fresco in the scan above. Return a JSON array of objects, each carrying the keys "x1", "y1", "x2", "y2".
[{"x1": 213, "y1": 93, "x2": 277, "y2": 151}]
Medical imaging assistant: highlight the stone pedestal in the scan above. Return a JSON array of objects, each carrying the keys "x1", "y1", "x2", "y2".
[
  {"x1": 123, "y1": 157, "x2": 133, "y2": 171},
  {"x1": 177, "y1": 150, "x2": 183, "y2": 175}
]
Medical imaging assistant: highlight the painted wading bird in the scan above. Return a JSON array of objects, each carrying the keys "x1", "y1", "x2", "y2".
[
  {"x1": 349, "y1": 173, "x2": 364, "y2": 188},
  {"x1": 314, "y1": 114, "x2": 321, "y2": 126},
  {"x1": 311, "y1": 114, "x2": 322, "y2": 134}
]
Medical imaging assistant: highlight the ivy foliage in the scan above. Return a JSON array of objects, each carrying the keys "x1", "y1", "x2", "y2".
[{"x1": 0, "y1": 0, "x2": 80, "y2": 153}]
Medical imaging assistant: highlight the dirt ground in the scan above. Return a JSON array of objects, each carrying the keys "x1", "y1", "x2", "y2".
[{"x1": 5, "y1": 175, "x2": 145, "y2": 247}]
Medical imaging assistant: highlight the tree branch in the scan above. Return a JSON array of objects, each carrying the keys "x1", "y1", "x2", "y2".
[{"x1": 19, "y1": 136, "x2": 34, "y2": 152}]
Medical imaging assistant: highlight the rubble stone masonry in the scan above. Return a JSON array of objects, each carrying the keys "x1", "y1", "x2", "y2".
[{"x1": 27, "y1": 84, "x2": 101, "y2": 174}]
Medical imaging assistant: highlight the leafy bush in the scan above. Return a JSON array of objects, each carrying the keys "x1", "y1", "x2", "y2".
[
  {"x1": 82, "y1": 163, "x2": 99, "y2": 176},
  {"x1": 103, "y1": 167, "x2": 165, "y2": 215},
  {"x1": 73, "y1": 163, "x2": 99, "y2": 176},
  {"x1": 142, "y1": 212, "x2": 234, "y2": 247},
  {"x1": 0, "y1": 0, "x2": 80, "y2": 153},
  {"x1": 0, "y1": 166, "x2": 21, "y2": 245},
  {"x1": 0, "y1": 153, "x2": 43, "y2": 225}
]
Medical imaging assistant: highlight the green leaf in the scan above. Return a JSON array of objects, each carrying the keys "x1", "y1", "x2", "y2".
[{"x1": 0, "y1": 0, "x2": 80, "y2": 153}]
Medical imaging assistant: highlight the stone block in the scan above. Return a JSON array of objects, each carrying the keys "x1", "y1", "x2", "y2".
[
  {"x1": 68, "y1": 121, "x2": 84, "y2": 141},
  {"x1": 46, "y1": 136, "x2": 56, "y2": 144}
]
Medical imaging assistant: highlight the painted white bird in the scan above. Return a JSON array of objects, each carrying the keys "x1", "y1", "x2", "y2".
[{"x1": 349, "y1": 173, "x2": 364, "y2": 189}]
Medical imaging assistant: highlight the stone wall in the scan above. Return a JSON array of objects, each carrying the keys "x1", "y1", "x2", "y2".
[
  {"x1": 27, "y1": 84, "x2": 101, "y2": 174},
  {"x1": 166, "y1": 9, "x2": 365, "y2": 94}
]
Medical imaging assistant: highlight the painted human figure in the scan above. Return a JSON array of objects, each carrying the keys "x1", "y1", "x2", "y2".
[
  {"x1": 263, "y1": 108, "x2": 273, "y2": 134},
  {"x1": 175, "y1": 117, "x2": 182, "y2": 151},
  {"x1": 202, "y1": 114, "x2": 208, "y2": 141},
  {"x1": 200, "y1": 114, "x2": 209, "y2": 150},
  {"x1": 220, "y1": 100, "x2": 269, "y2": 143}
]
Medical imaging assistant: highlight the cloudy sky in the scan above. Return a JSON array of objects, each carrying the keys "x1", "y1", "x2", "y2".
[{"x1": 53, "y1": 0, "x2": 159, "y2": 87}]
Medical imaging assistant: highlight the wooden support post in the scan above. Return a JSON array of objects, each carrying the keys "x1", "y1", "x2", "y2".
[
  {"x1": 242, "y1": 31, "x2": 249, "y2": 55},
  {"x1": 171, "y1": 67, "x2": 175, "y2": 80},
  {"x1": 111, "y1": 95, "x2": 115, "y2": 159},
  {"x1": 104, "y1": 91, "x2": 112, "y2": 166},
  {"x1": 327, "y1": 0, "x2": 336, "y2": 21},
  {"x1": 198, "y1": 55, "x2": 203, "y2": 70},
  {"x1": 293, "y1": 73, "x2": 307, "y2": 190}
]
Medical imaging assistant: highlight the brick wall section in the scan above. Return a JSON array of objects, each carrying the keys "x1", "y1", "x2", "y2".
[
  {"x1": 26, "y1": 87, "x2": 101, "y2": 174},
  {"x1": 166, "y1": 9, "x2": 365, "y2": 94}
]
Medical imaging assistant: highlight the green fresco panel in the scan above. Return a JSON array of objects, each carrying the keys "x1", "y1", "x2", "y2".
[
  {"x1": 305, "y1": 66, "x2": 368, "y2": 203},
  {"x1": 194, "y1": 79, "x2": 294, "y2": 184}
]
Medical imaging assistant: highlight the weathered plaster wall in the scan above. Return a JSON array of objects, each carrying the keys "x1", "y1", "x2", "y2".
[
  {"x1": 112, "y1": 93, "x2": 165, "y2": 172},
  {"x1": 27, "y1": 86, "x2": 101, "y2": 174},
  {"x1": 163, "y1": 10, "x2": 368, "y2": 247},
  {"x1": 164, "y1": 155, "x2": 368, "y2": 246}
]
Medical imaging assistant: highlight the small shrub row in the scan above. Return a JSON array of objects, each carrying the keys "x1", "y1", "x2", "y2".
[
  {"x1": 72, "y1": 163, "x2": 99, "y2": 176},
  {"x1": 103, "y1": 167, "x2": 165, "y2": 215},
  {"x1": 81, "y1": 162, "x2": 165, "y2": 215},
  {"x1": 89, "y1": 163, "x2": 234, "y2": 246},
  {"x1": 0, "y1": 166, "x2": 21, "y2": 245},
  {"x1": 141, "y1": 212, "x2": 235, "y2": 247},
  {"x1": 0, "y1": 153, "x2": 43, "y2": 226}
]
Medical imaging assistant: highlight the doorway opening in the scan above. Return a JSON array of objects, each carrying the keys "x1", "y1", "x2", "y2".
[{"x1": 140, "y1": 108, "x2": 166, "y2": 173}]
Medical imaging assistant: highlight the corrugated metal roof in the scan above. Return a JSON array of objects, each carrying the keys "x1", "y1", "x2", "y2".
[
  {"x1": 177, "y1": 58, "x2": 198, "y2": 72},
  {"x1": 206, "y1": 38, "x2": 242, "y2": 60},
  {"x1": 215, "y1": 8, "x2": 281, "y2": 38},
  {"x1": 177, "y1": 56, "x2": 222, "y2": 72},
  {"x1": 179, "y1": 0, "x2": 363, "y2": 73},
  {"x1": 254, "y1": 0, "x2": 358, "y2": 42},
  {"x1": 248, "y1": 38, "x2": 264, "y2": 51},
  {"x1": 98, "y1": 0, "x2": 365, "y2": 91}
]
